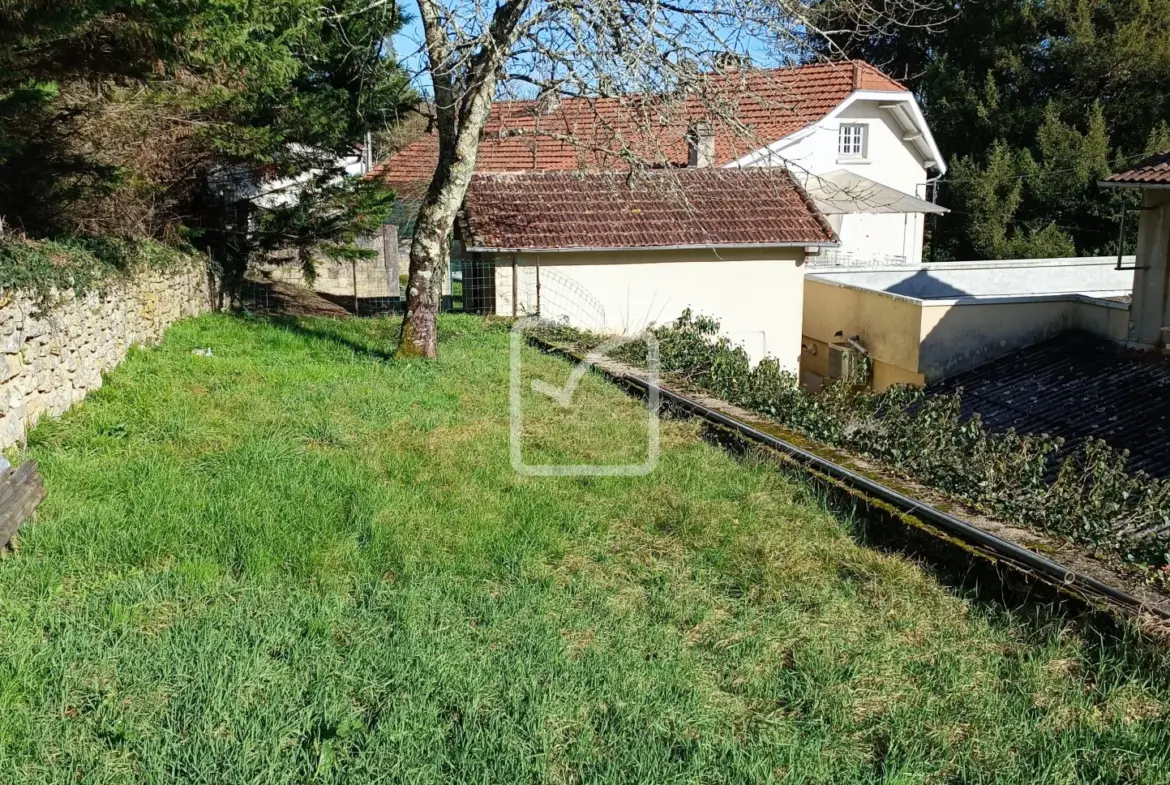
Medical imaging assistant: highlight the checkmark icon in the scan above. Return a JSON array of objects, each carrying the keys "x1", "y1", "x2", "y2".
[
  {"x1": 531, "y1": 338, "x2": 630, "y2": 408},
  {"x1": 531, "y1": 354, "x2": 595, "y2": 407},
  {"x1": 510, "y1": 318, "x2": 661, "y2": 477}
]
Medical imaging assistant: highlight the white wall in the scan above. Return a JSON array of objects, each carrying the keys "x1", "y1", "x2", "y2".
[
  {"x1": 773, "y1": 100, "x2": 929, "y2": 195},
  {"x1": 735, "y1": 97, "x2": 932, "y2": 266},
  {"x1": 834, "y1": 212, "x2": 924, "y2": 265},
  {"x1": 491, "y1": 248, "x2": 807, "y2": 370},
  {"x1": 1130, "y1": 189, "x2": 1170, "y2": 346}
]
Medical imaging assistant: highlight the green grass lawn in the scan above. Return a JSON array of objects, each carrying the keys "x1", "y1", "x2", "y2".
[{"x1": 1, "y1": 314, "x2": 1168, "y2": 784}]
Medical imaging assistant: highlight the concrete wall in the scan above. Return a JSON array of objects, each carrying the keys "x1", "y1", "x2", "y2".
[
  {"x1": 918, "y1": 299, "x2": 1070, "y2": 381},
  {"x1": 266, "y1": 226, "x2": 402, "y2": 301},
  {"x1": 1130, "y1": 189, "x2": 1170, "y2": 346},
  {"x1": 801, "y1": 277, "x2": 925, "y2": 390},
  {"x1": 1072, "y1": 297, "x2": 1132, "y2": 341},
  {"x1": 805, "y1": 256, "x2": 1135, "y2": 386},
  {"x1": 803, "y1": 271, "x2": 1133, "y2": 389},
  {"x1": 918, "y1": 296, "x2": 1131, "y2": 381},
  {"x1": 809, "y1": 257, "x2": 1135, "y2": 299},
  {"x1": 0, "y1": 262, "x2": 210, "y2": 449},
  {"x1": 490, "y1": 248, "x2": 807, "y2": 371}
]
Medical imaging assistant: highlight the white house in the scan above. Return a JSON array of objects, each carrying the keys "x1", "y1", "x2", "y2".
[
  {"x1": 728, "y1": 68, "x2": 947, "y2": 265},
  {"x1": 370, "y1": 59, "x2": 946, "y2": 365}
]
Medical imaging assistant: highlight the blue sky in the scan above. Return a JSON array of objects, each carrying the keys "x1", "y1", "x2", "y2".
[{"x1": 390, "y1": 7, "x2": 802, "y2": 99}]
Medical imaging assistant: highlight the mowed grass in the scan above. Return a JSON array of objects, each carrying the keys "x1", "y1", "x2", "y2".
[{"x1": 0, "y1": 314, "x2": 1168, "y2": 784}]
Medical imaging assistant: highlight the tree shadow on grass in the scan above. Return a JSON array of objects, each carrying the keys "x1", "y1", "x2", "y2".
[{"x1": 260, "y1": 314, "x2": 399, "y2": 363}]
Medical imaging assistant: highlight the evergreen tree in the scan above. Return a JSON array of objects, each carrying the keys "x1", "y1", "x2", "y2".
[
  {"x1": 811, "y1": 0, "x2": 1170, "y2": 260},
  {"x1": 0, "y1": 0, "x2": 414, "y2": 289}
]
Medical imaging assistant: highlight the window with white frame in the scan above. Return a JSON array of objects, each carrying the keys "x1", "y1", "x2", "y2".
[{"x1": 838, "y1": 124, "x2": 867, "y2": 158}]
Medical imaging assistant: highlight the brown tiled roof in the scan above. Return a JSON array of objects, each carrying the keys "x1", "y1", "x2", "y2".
[
  {"x1": 372, "y1": 60, "x2": 905, "y2": 188},
  {"x1": 1103, "y1": 150, "x2": 1170, "y2": 186},
  {"x1": 459, "y1": 168, "x2": 838, "y2": 251}
]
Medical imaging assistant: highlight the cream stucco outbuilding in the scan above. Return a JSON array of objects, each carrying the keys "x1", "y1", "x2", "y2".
[
  {"x1": 490, "y1": 248, "x2": 810, "y2": 368},
  {"x1": 457, "y1": 168, "x2": 838, "y2": 372}
]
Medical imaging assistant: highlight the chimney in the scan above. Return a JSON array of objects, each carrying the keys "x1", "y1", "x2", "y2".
[
  {"x1": 714, "y1": 52, "x2": 749, "y2": 73},
  {"x1": 687, "y1": 120, "x2": 716, "y2": 168},
  {"x1": 534, "y1": 89, "x2": 560, "y2": 116}
]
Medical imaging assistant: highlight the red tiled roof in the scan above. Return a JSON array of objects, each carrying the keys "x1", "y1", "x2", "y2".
[
  {"x1": 459, "y1": 168, "x2": 838, "y2": 251},
  {"x1": 372, "y1": 60, "x2": 905, "y2": 189},
  {"x1": 1103, "y1": 151, "x2": 1170, "y2": 186}
]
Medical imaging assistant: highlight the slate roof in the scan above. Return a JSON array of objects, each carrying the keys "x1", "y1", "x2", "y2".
[
  {"x1": 932, "y1": 333, "x2": 1170, "y2": 478},
  {"x1": 372, "y1": 61, "x2": 905, "y2": 189},
  {"x1": 1103, "y1": 150, "x2": 1170, "y2": 186},
  {"x1": 459, "y1": 168, "x2": 837, "y2": 251}
]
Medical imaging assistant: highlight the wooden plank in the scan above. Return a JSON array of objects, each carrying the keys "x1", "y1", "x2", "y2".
[
  {"x1": 0, "y1": 485, "x2": 45, "y2": 549},
  {"x1": 0, "y1": 462, "x2": 35, "y2": 513},
  {"x1": 0, "y1": 483, "x2": 44, "y2": 548},
  {"x1": 0, "y1": 477, "x2": 42, "y2": 534},
  {"x1": 382, "y1": 224, "x2": 400, "y2": 298},
  {"x1": 0, "y1": 461, "x2": 45, "y2": 549}
]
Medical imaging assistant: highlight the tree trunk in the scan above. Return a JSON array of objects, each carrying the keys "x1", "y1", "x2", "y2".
[
  {"x1": 395, "y1": 108, "x2": 499, "y2": 358},
  {"x1": 395, "y1": 0, "x2": 529, "y2": 359},
  {"x1": 396, "y1": 178, "x2": 461, "y2": 358}
]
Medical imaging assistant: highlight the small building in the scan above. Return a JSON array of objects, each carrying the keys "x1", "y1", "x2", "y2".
[
  {"x1": 1100, "y1": 151, "x2": 1170, "y2": 347},
  {"x1": 457, "y1": 168, "x2": 837, "y2": 371}
]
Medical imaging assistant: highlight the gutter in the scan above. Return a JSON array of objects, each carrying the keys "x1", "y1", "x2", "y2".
[
  {"x1": 532, "y1": 338, "x2": 1170, "y2": 623},
  {"x1": 1099, "y1": 180, "x2": 1170, "y2": 190},
  {"x1": 466, "y1": 241, "x2": 840, "y2": 254}
]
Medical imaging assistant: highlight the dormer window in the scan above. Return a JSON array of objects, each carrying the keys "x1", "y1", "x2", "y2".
[{"x1": 838, "y1": 124, "x2": 868, "y2": 158}]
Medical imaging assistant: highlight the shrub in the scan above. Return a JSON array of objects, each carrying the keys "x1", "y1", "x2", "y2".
[{"x1": 0, "y1": 237, "x2": 190, "y2": 301}]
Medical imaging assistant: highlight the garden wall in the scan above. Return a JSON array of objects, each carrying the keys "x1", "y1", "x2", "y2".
[{"x1": 0, "y1": 262, "x2": 210, "y2": 449}]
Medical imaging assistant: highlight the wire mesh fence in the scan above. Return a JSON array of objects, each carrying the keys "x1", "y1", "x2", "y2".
[{"x1": 454, "y1": 257, "x2": 608, "y2": 332}]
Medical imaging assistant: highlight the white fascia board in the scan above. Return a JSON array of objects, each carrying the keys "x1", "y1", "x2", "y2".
[
  {"x1": 465, "y1": 241, "x2": 840, "y2": 254},
  {"x1": 725, "y1": 90, "x2": 947, "y2": 175},
  {"x1": 1099, "y1": 180, "x2": 1170, "y2": 190},
  {"x1": 879, "y1": 94, "x2": 947, "y2": 175}
]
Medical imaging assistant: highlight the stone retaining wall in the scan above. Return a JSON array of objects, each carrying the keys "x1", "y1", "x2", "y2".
[{"x1": 0, "y1": 262, "x2": 210, "y2": 448}]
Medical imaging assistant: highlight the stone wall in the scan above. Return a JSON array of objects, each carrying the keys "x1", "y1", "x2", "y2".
[{"x1": 0, "y1": 262, "x2": 210, "y2": 448}]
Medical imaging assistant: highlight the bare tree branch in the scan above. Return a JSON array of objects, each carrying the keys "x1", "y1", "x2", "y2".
[{"x1": 379, "y1": 0, "x2": 945, "y2": 357}]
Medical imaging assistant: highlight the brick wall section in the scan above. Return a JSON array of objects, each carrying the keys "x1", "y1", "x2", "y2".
[{"x1": 0, "y1": 262, "x2": 210, "y2": 449}]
